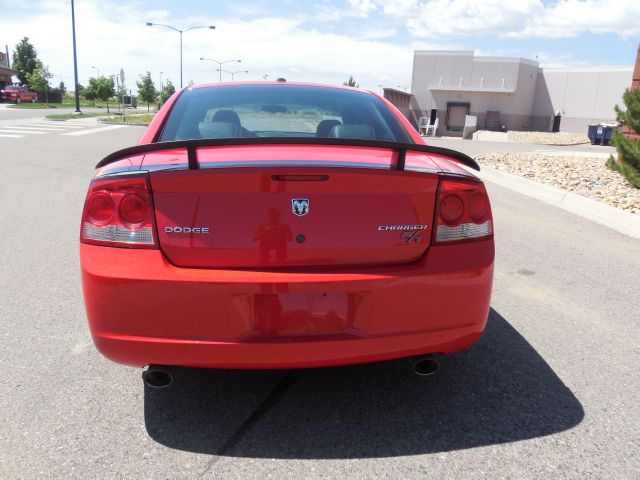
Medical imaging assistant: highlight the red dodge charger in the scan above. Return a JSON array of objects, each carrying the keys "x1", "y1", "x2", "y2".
[{"x1": 80, "y1": 81, "x2": 494, "y2": 387}]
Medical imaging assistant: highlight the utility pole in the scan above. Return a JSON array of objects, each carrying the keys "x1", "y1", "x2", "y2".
[{"x1": 71, "y1": 0, "x2": 81, "y2": 113}]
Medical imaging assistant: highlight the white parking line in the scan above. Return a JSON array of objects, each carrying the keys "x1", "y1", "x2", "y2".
[
  {"x1": 0, "y1": 134, "x2": 23, "y2": 138},
  {"x1": 9, "y1": 125, "x2": 80, "y2": 131},
  {"x1": 26, "y1": 123, "x2": 85, "y2": 129},
  {"x1": 62, "y1": 125, "x2": 126, "y2": 136},
  {"x1": 0, "y1": 129, "x2": 47, "y2": 134}
]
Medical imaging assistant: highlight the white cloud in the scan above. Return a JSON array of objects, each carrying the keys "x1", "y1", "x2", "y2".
[
  {"x1": 369, "y1": 0, "x2": 640, "y2": 38},
  {"x1": 1, "y1": 1, "x2": 426, "y2": 92},
  {"x1": 348, "y1": 0, "x2": 377, "y2": 16}
]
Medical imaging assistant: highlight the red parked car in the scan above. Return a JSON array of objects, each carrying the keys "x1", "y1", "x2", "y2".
[
  {"x1": 0, "y1": 85, "x2": 38, "y2": 103},
  {"x1": 80, "y1": 82, "x2": 494, "y2": 387}
]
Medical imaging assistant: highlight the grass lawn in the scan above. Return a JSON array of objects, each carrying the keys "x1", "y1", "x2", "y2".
[
  {"x1": 46, "y1": 112, "x2": 111, "y2": 120},
  {"x1": 10, "y1": 99, "x2": 113, "y2": 109},
  {"x1": 100, "y1": 113, "x2": 155, "y2": 125}
]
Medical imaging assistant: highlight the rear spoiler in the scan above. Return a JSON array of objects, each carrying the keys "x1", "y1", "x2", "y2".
[{"x1": 96, "y1": 137, "x2": 480, "y2": 171}]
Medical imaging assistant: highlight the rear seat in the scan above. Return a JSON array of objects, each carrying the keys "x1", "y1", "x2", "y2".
[{"x1": 328, "y1": 124, "x2": 375, "y2": 140}]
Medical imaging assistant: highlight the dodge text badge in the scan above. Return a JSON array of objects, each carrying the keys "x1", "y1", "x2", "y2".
[{"x1": 291, "y1": 198, "x2": 310, "y2": 216}]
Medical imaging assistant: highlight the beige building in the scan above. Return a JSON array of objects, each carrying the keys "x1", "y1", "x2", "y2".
[{"x1": 410, "y1": 50, "x2": 633, "y2": 135}]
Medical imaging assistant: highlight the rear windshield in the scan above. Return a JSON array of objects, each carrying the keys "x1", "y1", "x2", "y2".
[
  {"x1": 158, "y1": 84, "x2": 411, "y2": 143},
  {"x1": 4, "y1": 86, "x2": 19, "y2": 91}
]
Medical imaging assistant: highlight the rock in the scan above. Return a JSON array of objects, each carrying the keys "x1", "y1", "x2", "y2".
[{"x1": 476, "y1": 152, "x2": 640, "y2": 216}]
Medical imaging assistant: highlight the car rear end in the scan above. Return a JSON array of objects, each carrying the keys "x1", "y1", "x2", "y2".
[
  {"x1": 0, "y1": 86, "x2": 18, "y2": 103},
  {"x1": 80, "y1": 83, "x2": 494, "y2": 370}
]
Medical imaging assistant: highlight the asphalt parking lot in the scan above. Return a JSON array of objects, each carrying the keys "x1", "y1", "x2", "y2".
[{"x1": 1, "y1": 109, "x2": 639, "y2": 479}]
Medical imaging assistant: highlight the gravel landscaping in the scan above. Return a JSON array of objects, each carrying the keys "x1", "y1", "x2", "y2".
[
  {"x1": 476, "y1": 152, "x2": 640, "y2": 215},
  {"x1": 507, "y1": 131, "x2": 591, "y2": 145}
]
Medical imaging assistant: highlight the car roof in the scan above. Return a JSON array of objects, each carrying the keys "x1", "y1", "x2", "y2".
[{"x1": 189, "y1": 81, "x2": 376, "y2": 96}]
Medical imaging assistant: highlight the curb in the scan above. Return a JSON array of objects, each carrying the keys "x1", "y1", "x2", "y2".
[
  {"x1": 98, "y1": 121, "x2": 149, "y2": 127},
  {"x1": 471, "y1": 165, "x2": 640, "y2": 240}
]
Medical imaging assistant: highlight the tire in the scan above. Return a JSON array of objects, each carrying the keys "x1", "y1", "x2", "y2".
[{"x1": 15, "y1": 97, "x2": 21, "y2": 104}]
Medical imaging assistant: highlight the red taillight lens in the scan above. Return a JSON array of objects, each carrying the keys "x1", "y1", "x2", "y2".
[
  {"x1": 439, "y1": 194, "x2": 464, "y2": 224},
  {"x1": 86, "y1": 192, "x2": 115, "y2": 224},
  {"x1": 433, "y1": 176, "x2": 493, "y2": 244},
  {"x1": 118, "y1": 193, "x2": 148, "y2": 225},
  {"x1": 80, "y1": 174, "x2": 157, "y2": 248}
]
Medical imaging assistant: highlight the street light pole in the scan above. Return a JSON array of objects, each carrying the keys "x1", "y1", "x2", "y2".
[
  {"x1": 146, "y1": 22, "x2": 215, "y2": 88},
  {"x1": 91, "y1": 66, "x2": 100, "y2": 77},
  {"x1": 200, "y1": 58, "x2": 241, "y2": 82},
  {"x1": 70, "y1": 0, "x2": 81, "y2": 113},
  {"x1": 217, "y1": 69, "x2": 249, "y2": 81}
]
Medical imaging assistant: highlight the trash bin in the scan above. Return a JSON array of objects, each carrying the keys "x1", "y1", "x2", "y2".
[
  {"x1": 587, "y1": 124, "x2": 616, "y2": 146},
  {"x1": 601, "y1": 125, "x2": 615, "y2": 146}
]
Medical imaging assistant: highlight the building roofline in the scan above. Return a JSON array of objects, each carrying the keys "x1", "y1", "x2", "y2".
[
  {"x1": 541, "y1": 66, "x2": 633, "y2": 73},
  {"x1": 475, "y1": 56, "x2": 539, "y2": 67},
  {"x1": 414, "y1": 50, "x2": 474, "y2": 56}
]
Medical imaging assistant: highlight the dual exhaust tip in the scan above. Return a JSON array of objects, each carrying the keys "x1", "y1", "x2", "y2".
[
  {"x1": 411, "y1": 356, "x2": 439, "y2": 376},
  {"x1": 142, "y1": 357, "x2": 438, "y2": 388},
  {"x1": 142, "y1": 365, "x2": 175, "y2": 389}
]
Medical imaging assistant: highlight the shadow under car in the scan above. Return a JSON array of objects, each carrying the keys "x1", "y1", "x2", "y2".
[{"x1": 144, "y1": 308, "x2": 584, "y2": 458}]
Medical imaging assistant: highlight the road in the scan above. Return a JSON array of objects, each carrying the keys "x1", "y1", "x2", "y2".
[
  {"x1": 0, "y1": 102, "x2": 109, "y2": 122},
  {"x1": 0, "y1": 113, "x2": 638, "y2": 479}
]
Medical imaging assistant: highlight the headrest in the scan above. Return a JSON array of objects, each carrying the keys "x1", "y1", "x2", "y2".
[
  {"x1": 198, "y1": 121, "x2": 239, "y2": 138},
  {"x1": 316, "y1": 119, "x2": 342, "y2": 137},
  {"x1": 212, "y1": 109, "x2": 241, "y2": 126}
]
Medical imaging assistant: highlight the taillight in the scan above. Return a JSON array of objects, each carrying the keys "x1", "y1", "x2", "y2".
[
  {"x1": 80, "y1": 174, "x2": 157, "y2": 248},
  {"x1": 433, "y1": 176, "x2": 493, "y2": 244}
]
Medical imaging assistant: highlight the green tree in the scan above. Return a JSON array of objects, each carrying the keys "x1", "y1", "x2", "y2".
[
  {"x1": 25, "y1": 60, "x2": 52, "y2": 103},
  {"x1": 12, "y1": 37, "x2": 38, "y2": 87},
  {"x1": 343, "y1": 75, "x2": 359, "y2": 88},
  {"x1": 136, "y1": 71, "x2": 157, "y2": 112},
  {"x1": 82, "y1": 78, "x2": 97, "y2": 106},
  {"x1": 608, "y1": 86, "x2": 640, "y2": 188},
  {"x1": 160, "y1": 80, "x2": 175, "y2": 104},
  {"x1": 87, "y1": 76, "x2": 115, "y2": 112}
]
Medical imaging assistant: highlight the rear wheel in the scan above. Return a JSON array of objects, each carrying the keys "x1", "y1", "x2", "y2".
[{"x1": 15, "y1": 96, "x2": 21, "y2": 104}]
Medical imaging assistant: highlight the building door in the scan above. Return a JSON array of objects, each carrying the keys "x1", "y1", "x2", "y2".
[{"x1": 446, "y1": 102, "x2": 470, "y2": 132}]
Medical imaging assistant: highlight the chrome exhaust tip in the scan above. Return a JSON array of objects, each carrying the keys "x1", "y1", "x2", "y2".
[
  {"x1": 142, "y1": 365, "x2": 176, "y2": 388},
  {"x1": 412, "y1": 356, "x2": 439, "y2": 376}
]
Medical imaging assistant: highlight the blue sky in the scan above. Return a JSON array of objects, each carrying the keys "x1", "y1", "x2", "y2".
[{"x1": 2, "y1": 0, "x2": 638, "y2": 92}]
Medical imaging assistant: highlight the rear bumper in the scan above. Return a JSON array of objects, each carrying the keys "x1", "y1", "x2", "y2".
[{"x1": 80, "y1": 241, "x2": 494, "y2": 369}]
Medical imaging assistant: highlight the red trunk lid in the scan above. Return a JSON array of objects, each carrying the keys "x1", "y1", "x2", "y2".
[{"x1": 147, "y1": 145, "x2": 440, "y2": 268}]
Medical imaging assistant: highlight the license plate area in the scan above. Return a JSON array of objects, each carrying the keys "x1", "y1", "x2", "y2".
[{"x1": 251, "y1": 293, "x2": 351, "y2": 336}]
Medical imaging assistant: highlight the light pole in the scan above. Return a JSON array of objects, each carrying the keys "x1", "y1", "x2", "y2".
[
  {"x1": 146, "y1": 22, "x2": 215, "y2": 88},
  {"x1": 263, "y1": 74, "x2": 269, "y2": 80},
  {"x1": 91, "y1": 66, "x2": 100, "y2": 77},
  {"x1": 70, "y1": 0, "x2": 81, "y2": 113},
  {"x1": 159, "y1": 71, "x2": 163, "y2": 91},
  {"x1": 397, "y1": 85, "x2": 408, "y2": 92},
  {"x1": 217, "y1": 69, "x2": 248, "y2": 81},
  {"x1": 200, "y1": 57, "x2": 241, "y2": 82}
]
